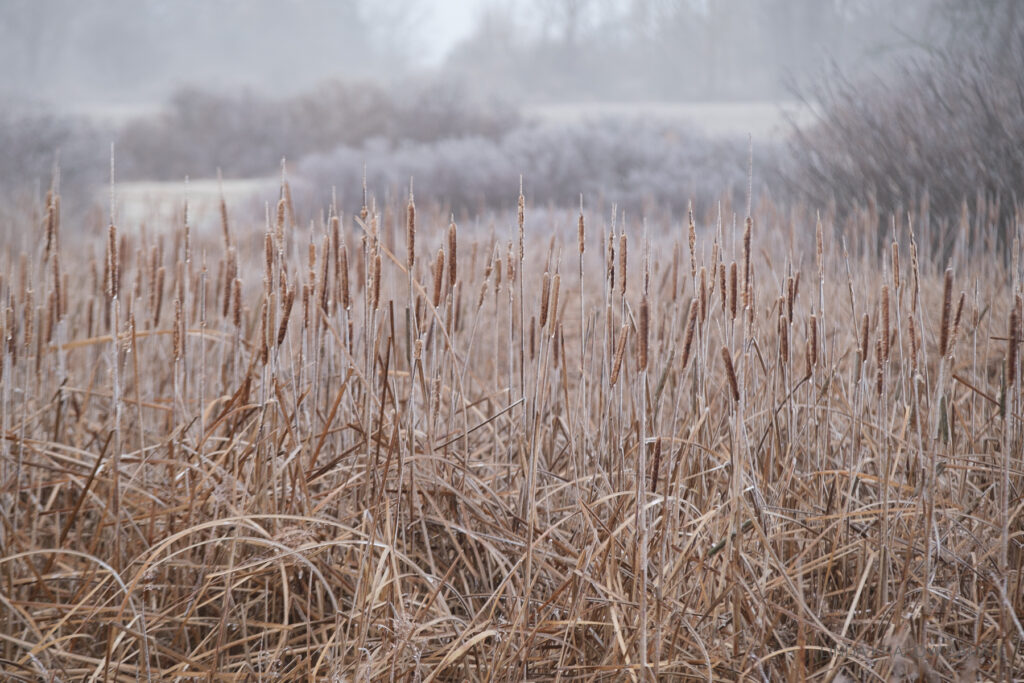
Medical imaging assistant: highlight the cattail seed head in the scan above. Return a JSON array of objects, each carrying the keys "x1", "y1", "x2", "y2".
[
  {"x1": 1009, "y1": 301, "x2": 1020, "y2": 388},
  {"x1": 687, "y1": 202, "x2": 697, "y2": 278},
  {"x1": 939, "y1": 267, "x2": 953, "y2": 357},
  {"x1": 539, "y1": 271, "x2": 551, "y2": 328},
  {"x1": 721, "y1": 347, "x2": 740, "y2": 402},
  {"x1": 339, "y1": 245, "x2": 350, "y2": 310},
  {"x1": 881, "y1": 285, "x2": 890, "y2": 363},
  {"x1": 371, "y1": 253, "x2": 382, "y2": 310},
  {"x1": 618, "y1": 233, "x2": 627, "y2": 296},
  {"x1": 891, "y1": 242, "x2": 900, "y2": 290},
  {"x1": 431, "y1": 248, "x2": 445, "y2": 308},
  {"x1": 577, "y1": 208, "x2": 585, "y2": 255},
  {"x1": 728, "y1": 261, "x2": 738, "y2": 320},
  {"x1": 549, "y1": 273, "x2": 561, "y2": 332},
  {"x1": 681, "y1": 303, "x2": 697, "y2": 371},
  {"x1": 779, "y1": 315, "x2": 789, "y2": 364},
  {"x1": 447, "y1": 218, "x2": 457, "y2": 288},
  {"x1": 278, "y1": 286, "x2": 294, "y2": 346},
  {"x1": 610, "y1": 324, "x2": 628, "y2": 386},
  {"x1": 808, "y1": 314, "x2": 818, "y2": 369},
  {"x1": 698, "y1": 266, "x2": 708, "y2": 322},
  {"x1": 407, "y1": 193, "x2": 416, "y2": 269},
  {"x1": 638, "y1": 296, "x2": 649, "y2": 371}
]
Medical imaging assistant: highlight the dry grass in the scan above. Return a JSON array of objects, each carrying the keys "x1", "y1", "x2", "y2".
[{"x1": 0, "y1": 177, "x2": 1022, "y2": 681}]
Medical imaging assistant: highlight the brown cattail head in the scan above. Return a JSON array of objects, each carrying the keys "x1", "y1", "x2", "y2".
[
  {"x1": 779, "y1": 314, "x2": 789, "y2": 364},
  {"x1": 338, "y1": 245, "x2": 350, "y2": 310},
  {"x1": 939, "y1": 267, "x2": 953, "y2": 357},
  {"x1": 539, "y1": 271, "x2": 551, "y2": 328},
  {"x1": 275, "y1": 198, "x2": 286, "y2": 250},
  {"x1": 951, "y1": 292, "x2": 966, "y2": 351},
  {"x1": 577, "y1": 205, "x2": 585, "y2": 255},
  {"x1": 721, "y1": 347, "x2": 740, "y2": 402},
  {"x1": 301, "y1": 282, "x2": 311, "y2": 330},
  {"x1": 698, "y1": 266, "x2": 708, "y2": 322},
  {"x1": 107, "y1": 224, "x2": 119, "y2": 300},
  {"x1": 891, "y1": 242, "x2": 900, "y2": 290},
  {"x1": 447, "y1": 218, "x2": 458, "y2": 289},
  {"x1": 1009, "y1": 300, "x2": 1021, "y2": 388},
  {"x1": 277, "y1": 285, "x2": 294, "y2": 346},
  {"x1": 860, "y1": 311, "x2": 870, "y2": 360},
  {"x1": 549, "y1": 273, "x2": 561, "y2": 332},
  {"x1": 517, "y1": 183, "x2": 525, "y2": 262},
  {"x1": 606, "y1": 228, "x2": 615, "y2": 290},
  {"x1": 815, "y1": 214, "x2": 824, "y2": 275},
  {"x1": 407, "y1": 192, "x2": 416, "y2": 269},
  {"x1": 220, "y1": 196, "x2": 231, "y2": 249},
  {"x1": 681, "y1": 303, "x2": 697, "y2": 371},
  {"x1": 687, "y1": 202, "x2": 697, "y2": 277},
  {"x1": 232, "y1": 278, "x2": 242, "y2": 329},
  {"x1": 881, "y1": 285, "x2": 890, "y2": 363},
  {"x1": 431, "y1": 247, "x2": 446, "y2": 308},
  {"x1": 638, "y1": 296, "x2": 649, "y2": 371},
  {"x1": 908, "y1": 316, "x2": 919, "y2": 372},
  {"x1": 742, "y1": 215, "x2": 752, "y2": 304},
  {"x1": 728, "y1": 261, "x2": 738, "y2": 320},
  {"x1": 650, "y1": 436, "x2": 663, "y2": 493},
  {"x1": 172, "y1": 296, "x2": 183, "y2": 361},
  {"x1": 372, "y1": 253, "x2": 382, "y2": 310},
  {"x1": 808, "y1": 314, "x2": 818, "y2": 369},
  {"x1": 264, "y1": 232, "x2": 274, "y2": 289},
  {"x1": 610, "y1": 324, "x2": 628, "y2": 386},
  {"x1": 719, "y1": 262, "x2": 727, "y2": 313},
  {"x1": 619, "y1": 233, "x2": 627, "y2": 296}
]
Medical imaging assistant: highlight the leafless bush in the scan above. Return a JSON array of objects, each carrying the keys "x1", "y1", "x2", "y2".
[{"x1": 781, "y1": 11, "x2": 1024, "y2": 251}]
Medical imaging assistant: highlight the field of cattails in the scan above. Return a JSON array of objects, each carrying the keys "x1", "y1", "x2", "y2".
[{"x1": 0, "y1": 173, "x2": 1022, "y2": 681}]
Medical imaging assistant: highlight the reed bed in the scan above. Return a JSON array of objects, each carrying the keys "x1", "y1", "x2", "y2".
[{"x1": 0, "y1": 177, "x2": 1021, "y2": 681}]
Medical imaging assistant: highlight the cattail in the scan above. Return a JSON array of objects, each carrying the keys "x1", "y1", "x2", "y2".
[
  {"x1": 687, "y1": 202, "x2": 697, "y2": 278},
  {"x1": 719, "y1": 262, "x2": 727, "y2": 313},
  {"x1": 549, "y1": 274, "x2": 561, "y2": 332},
  {"x1": 275, "y1": 198, "x2": 286, "y2": 249},
  {"x1": 908, "y1": 316, "x2": 919, "y2": 372},
  {"x1": 278, "y1": 286, "x2": 294, "y2": 346},
  {"x1": 447, "y1": 218, "x2": 457, "y2": 289},
  {"x1": 264, "y1": 233, "x2": 274, "y2": 289},
  {"x1": 742, "y1": 216, "x2": 752, "y2": 306},
  {"x1": 939, "y1": 267, "x2": 953, "y2": 357},
  {"x1": 891, "y1": 242, "x2": 900, "y2": 290},
  {"x1": 431, "y1": 248, "x2": 445, "y2": 308},
  {"x1": 539, "y1": 272, "x2": 551, "y2": 328},
  {"x1": 650, "y1": 437, "x2": 663, "y2": 493},
  {"x1": 786, "y1": 275, "x2": 795, "y2": 323},
  {"x1": 478, "y1": 253, "x2": 493, "y2": 308},
  {"x1": 610, "y1": 324, "x2": 628, "y2": 386},
  {"x1": 301, "y1": 283, "x2": 310, "y2": 330},
  {"x1": 638, "y1": 296, "x2": 649, "y2": 371},
  {"x1": 319, "y1": 236, "x2": 330, "y2": 315},
  {"x1": 339, "y1": 245, "x2": 350, "y2": 310},
  {"x1": 494, "y1": 256, "x2": 503, "y2": 295},
  {"x1": 607, "y1": 230, "x2": 615, "y2": 291},
  {"x1": 875, "y1": 337, "x2": 884, "y2": 396},
  {"x1": 721, "y1": 347, "x2": 740, "y2": 402},
  {"x1": 529, "y1": 315, "x2": 536, "y2": 361},
  {"x1": 107, "y1": 224, "x2": 119, "y2": 299},
  {"x1": 698, "y1": 266, "x2": 708, "y2": 322},
  {"x1": 1009, "y1": 303, "x2": 1020, "y2": 388},
  {"x1": 407, "y1": 192, "x2": 416, "y2": 270},
  {"x1": 860, "y1": 311, "x2": 870, "y2": 359},
  {"x1": 881, "y1": 286, "x2": 890, "y2": 363},
  {"x1": 517, "y1": 184, "x2": 525, "y2": 262},
  {"x1": 728, "y1": 261, "x2": 738, "y2": 320},
  {"x1": 815, "y1": 214, "x2": 824, "y2": 274},
  {"x1": 22, "y1": 289, "x2": 33, "y2": 351},
  {"x1": 172, "y1": 297, "x2": 183, "y2": 361},
  {"x1": 232, "y1": 278, "x2": 242, "y2": 329},
  {"x1": 577, "y1": 207, "x2": 585, "y2": 255},
  {"x1": 219, "y1": 195, "x2": 231, "y2": 250},
  {"x1": 619, "y1": 233, "x2": 627, "y2": 296},
  {"x1": 677, "y1": 304, "x2": 696, "y2": 373},
  {"x1": 951, "y1": 292, "x2": 966, "y2": 349},
  {"x1": 371, "y1": 253, "x2": 382, "y2": 310},
  {"x1": 808, "y1": 314, "x2": 818, "y2": 368},
  {"x1": 779, "y1": 315, "x2": 789, "y2": 363}
]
